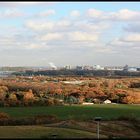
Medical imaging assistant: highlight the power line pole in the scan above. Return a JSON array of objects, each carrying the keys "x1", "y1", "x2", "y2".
[
  {"x1": 97, "y1": 120, "x2": 100, "y2": 139},
  {"x1": 94, "y1": 117, "x2": 102, "y2": 139}
]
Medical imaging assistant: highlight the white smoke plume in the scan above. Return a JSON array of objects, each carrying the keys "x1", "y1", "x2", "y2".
[{"x1": 49, "y1": 62, "x2": 57, "y2": 70}]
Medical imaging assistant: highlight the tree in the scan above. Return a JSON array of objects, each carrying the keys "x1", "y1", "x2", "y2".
[
  {"x1": 66, "y1": 96, "x2": 78, "y2": 105},
  {"x1": 116, "y1": 93, "x2": 126, "y2": 103},
  {"x1": 23, "y1": 89, "x2": 34, "y2": 101},
  {"x1": 0, "y1": 86, "x2": 8, "y2": 101},
  {"x1": 122, "y1": 95, "x2": 134, "y2": 104}
]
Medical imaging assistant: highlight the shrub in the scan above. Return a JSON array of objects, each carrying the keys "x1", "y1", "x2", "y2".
[
  {"x1": 0, "y1": 112, "x2": 10, "y2": 119},
  {"x1": 0, "y1": 112, "x2": 10, "y2": 125},
  {"x1": 117, "y1": 115, "x2": 140, "y2": 123},
  {"x1": 34, "y1": 115, "x2": 59, "y2": 124},
  {"x1": 45, "y1": 98, "x2": 54, "y2": 106}
]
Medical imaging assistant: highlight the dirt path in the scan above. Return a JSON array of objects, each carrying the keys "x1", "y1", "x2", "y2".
[{"x1": 46, "y1": 120, "x2": 140, "y2": 139}]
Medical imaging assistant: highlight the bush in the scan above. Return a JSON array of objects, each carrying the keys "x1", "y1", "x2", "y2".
[
  {"x1": 0, "y1": 101, "x2": 5, "y2": 107},
  {"x1": 45, "y1": 98, "x2": 54, "y2": 106},
  {"x1": 8, "y1": 117, "x2": 35, "y2": 125},
  {"x1": 0, "y1": 112, "x2": 10, "y2": 125},
  {"x1": 0, "y1": 112, "x2": 10, "y2": 120},
  {"x1": 34, "y1": 115, "x2": 59, "y2": 124},
  {"x1": 53, "y1": 99, "x2": 63, "y2": 106},
  {"x1": 117, "y1": 115, "x2": 140, "y2": 123}
]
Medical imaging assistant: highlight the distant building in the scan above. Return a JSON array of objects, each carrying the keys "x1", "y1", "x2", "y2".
[
  {"x1": 64, "y1": 65, "x2": 71, "y2": 70},
  {"x1": 105, "y1": 66, "x2": 123, "y2": 71},
  {"x1": 83, "y1": 66, "x2": 93, "y2": 70},
  {"x1": 76, "y1": 66, "x2": 83, "y2": 70},
  {"x1": 93, "y1": 65, "x2": 104, "y2": 70},
  {"x1": 103, "y1": 99, "x2": 111, "y2": 104},
  {"x1": 62, "y1": 80, "x2": 83, "y2": 85},
  {"x1": 123, "y1": 65, "x2": 137, "y2": 72},
  {"x1": 93, "y1": 98, "x2": 102, "y2": 104},
  {"x1": 128, "y1": 67, "x2": 137, "y2": 72},
  {"x1": 137, "y1": 68, "x2": 140, "y2": 71},
  {"x1": 123, "y1": 65, "x2": 129, "y2": 71},
  {"x1": 82, "y1": 102, "x2": 94, "y2": 105}
]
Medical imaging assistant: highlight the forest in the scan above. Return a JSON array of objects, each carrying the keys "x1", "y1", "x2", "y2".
[{"x1": 0, "y1": 75, "x2": 140, "y2": 107}]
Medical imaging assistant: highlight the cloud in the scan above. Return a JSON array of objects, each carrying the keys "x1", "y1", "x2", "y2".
[
  {"x1": 124, "y1": 23, "x2": 140, "y2": 33},
  {"x1": 108, "y1": 38, "x2": 133, "y2": 48},
  {"x1": 86, "y1": 8, "x2": 140, "y2": 22},
  {"x1": 74, "y1": 21, "x2": 110, "y2": 32},
  {"x1": 115, "y1": 9, "x2": 140, "y2": 21},
  {"x1": 87, "y1": 9, "x2": 103, "y2": 18},
  {"x1": 56, "y1": 20, "x2": 71, "y2": 27},
  {"x1": 25, "y1": 20, "x2": 72, "y2": 33},
  {"x1": 0, "y1": 2, "x2": 54, "y2": 7},
  {"x1": 25, "y1": 21, "x2": 54, "y2": 31},
  {"x1": 40, "y1": 33, "x2": 63, "y2": 41},
  {"x1": 0, "y1": 35, "x2": 18, "y2": 49},
  {"x1": 36, "y1": 9, "x2": 55, "y2": 17},
  {"x1": 25, "y1": 43, "x2": 42, "y2": 49},
  {"x1": 70, "y1": 10, "x2": 80, "y2": 17},
  {"x1": 120, "y1": 33, "x2": 140, "y2": 42},
  {"x1": 25, "y1": 17, "x2": 110, "y2": 34},
  {"x1": 0, "y1": 8, "x2": 25, "y2": 18},
  {"x1": 107, "y1": 33, "x2": 140, "y2": 53},
  {"x1": 67, "y1": 31, "x2": 98, "y2": 41}
]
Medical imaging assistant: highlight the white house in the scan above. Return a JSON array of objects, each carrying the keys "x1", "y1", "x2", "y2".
[
  {"x1": 82, "y1": 102, "x2": 94, "y2": 105},
  {"x1": 103, "y1": 99, "x2": 111, "y2": 104}
]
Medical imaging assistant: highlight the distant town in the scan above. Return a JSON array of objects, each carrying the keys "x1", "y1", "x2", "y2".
[
  {"x1": 0, "y1": 64, "x2": 140, "y2": 77},
  {"x1": 0, "y1": 64, "x2": 140, "y2": 71}
]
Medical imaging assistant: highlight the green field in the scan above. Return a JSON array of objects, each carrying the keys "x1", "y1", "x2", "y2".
[
  {"x1": 0, "y1": 104, "x2": 140, "y2": 120},
  {"x1": 0, "y1": 125, "x2": 107, "y2": 138}
]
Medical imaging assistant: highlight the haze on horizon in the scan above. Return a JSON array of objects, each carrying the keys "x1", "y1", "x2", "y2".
[{"x1": 0, "y1": 2, "x2": 140, "y2": 67}]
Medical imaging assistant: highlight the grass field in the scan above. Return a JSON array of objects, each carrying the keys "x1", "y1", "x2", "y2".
[
  {"x1": 0, "y1": 125, "x2": 107, "y2": 138},
  {"x1": 0, "y1": 104, "x2": 140, "y2": 120}
]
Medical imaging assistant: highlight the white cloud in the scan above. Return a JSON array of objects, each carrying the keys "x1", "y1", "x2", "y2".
[
  {"x1": 70, "y1": 10, "x2": 80, "y2": 17},
  {"x1": 25, "y1": 21, "x2": 54, "y2": 31},
  {"x1": 0, "y1": 8, "x2": 25, "y2": 18},
  {"x1": 25, "y1": 20, "x2": 71, "y2": 32},
  {"x1": 75, "y1": 21, "x2": 110, "y2": 32},
  {"x1": 121, "y1": 33, "x2": 140, "y2": 42},
  {"x1": 56, "y1": 20, "x2": 71, "y2": 27},
  {"x1": 41, "y1": 33, "x2": 63, "y2": 41},
  {"x1": 107, "y1": 34, "x2": 140, "y2": 55},
  {"x1": 116, "y1": 9, "x2": 140, "y2": 21},
  {"x1": 87, "y1": 9, "x2": 103, "y2": 18},
  {"x1": 68, "y1": 31, "x2": 98, "y2": 41},
  {"x1": 0, "y1": 35, "x2": 17, "y2": 48},
  {"x1": 25, "y1": 43, "x2": 42, "y2": 49},
  {"x1": 0, "y1": 2, "x2": 54, "y2": 7},
  {"x1": 86, "y1": 8, "x2": 140, "y2": 22},
  {"x1": 124, "y1": 23, "x2": 140, "y2": 33},
  {"x1": 108, "y1": 38, "x2": 133, "y2": 47},
  {"x1": 36, "y1": 9, "x2": 55, "y2": 17}
]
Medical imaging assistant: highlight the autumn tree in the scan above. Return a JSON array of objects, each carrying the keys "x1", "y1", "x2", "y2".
[
  {"x1": 0, "y1": 86, "x2": 8, "y2": 101},
  {"x1": 122, "y1": 95, "x2": 135, "y2": 104}
]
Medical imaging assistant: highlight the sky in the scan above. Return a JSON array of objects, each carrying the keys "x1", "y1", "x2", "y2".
[{"x1": 0, "y1": 2, "x2": 140, "y2": 67}]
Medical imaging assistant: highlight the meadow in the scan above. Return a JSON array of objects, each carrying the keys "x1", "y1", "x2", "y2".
[
  {"x1": 0, "y1": 126, "x2": 104, "y2": 139},
  {"x1": 0, "y1": 104, "x2": 140, "y2": 120}
]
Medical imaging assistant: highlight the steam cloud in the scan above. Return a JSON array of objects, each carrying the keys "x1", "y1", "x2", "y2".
[{"x1": 49, "y1": 62, "x2": 57, "y2": 69}]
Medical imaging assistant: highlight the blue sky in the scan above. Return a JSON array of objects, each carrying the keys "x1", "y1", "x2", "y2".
[{"x1": 0, "y1": 2, "x2": 140, "y2": 67}]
